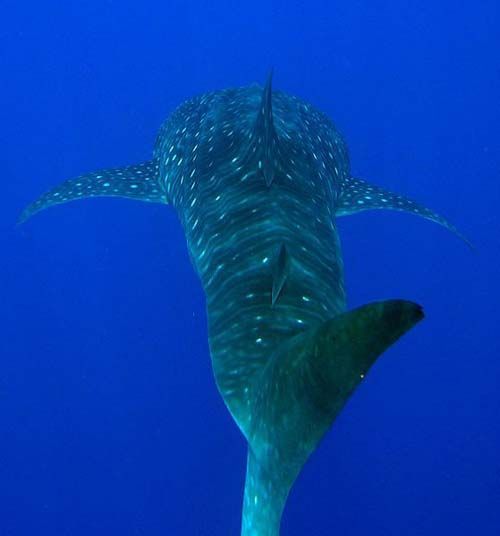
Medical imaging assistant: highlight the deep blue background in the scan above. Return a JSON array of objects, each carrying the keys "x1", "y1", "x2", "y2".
[{"x1": 1, "y1": 1, "x2": 499, "y2": 534}]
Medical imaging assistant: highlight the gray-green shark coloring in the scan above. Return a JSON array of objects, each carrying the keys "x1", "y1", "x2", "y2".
[{"x1": 21, "y1": 74, "x2": 466, "y2": 535}]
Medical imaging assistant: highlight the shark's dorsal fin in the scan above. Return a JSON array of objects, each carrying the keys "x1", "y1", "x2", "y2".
[
  {"x1": 19, "y1": 159, "x2": 165, "y2": 224},
  {"x1": 251, "y1": 71, "x2": 280, "y2": 187},
  {"x1": 337, "y1": 176, "x2": 471, "y2": 247},
  {"x1": 271, "y1": 243, "x2": 289, "y2": 306}
]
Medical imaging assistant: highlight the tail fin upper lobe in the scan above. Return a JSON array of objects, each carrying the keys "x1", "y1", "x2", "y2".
[{"x1": 242, "y1": 299, "x2": 424, "y2": 536}]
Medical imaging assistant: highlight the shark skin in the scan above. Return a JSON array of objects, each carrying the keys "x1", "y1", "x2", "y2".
[{"x1": 20, "y1": 74, "x2": 466, "y2": 535}]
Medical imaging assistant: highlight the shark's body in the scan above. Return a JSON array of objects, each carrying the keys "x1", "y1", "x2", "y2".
[{"x1": 21, "y1": 76, "x2": 466, "y2": 535}]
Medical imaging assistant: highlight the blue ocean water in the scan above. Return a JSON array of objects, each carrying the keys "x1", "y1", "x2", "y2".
[{"x1": 1, "y1": 1, "x2": 499, "y2": 534}]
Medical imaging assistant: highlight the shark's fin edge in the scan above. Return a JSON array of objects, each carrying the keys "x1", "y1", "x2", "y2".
[{"x1": 19, "y1": 159, "x2": 165, "y2": 224}]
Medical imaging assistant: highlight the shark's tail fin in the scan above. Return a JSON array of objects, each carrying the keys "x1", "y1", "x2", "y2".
[
  {"x1": 19, "y1": 159, "x2": 165, "y2": 224},
  {"x1": 242, "y1": 299, "x2": 423, "y2": 536}
]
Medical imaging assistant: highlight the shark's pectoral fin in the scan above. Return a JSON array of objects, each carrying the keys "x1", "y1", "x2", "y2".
[
  {"x1": 19, "y1": 159, "x2": 165, "y2": 224},
  {"x1": 337, "y1": 176, "x2": 471, "y2": 246},
  {"x1": 242, "y1": 300, "x2": 423, "y2": 535}
]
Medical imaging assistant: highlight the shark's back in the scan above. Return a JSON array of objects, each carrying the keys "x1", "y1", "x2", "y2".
[{"x1": 156, "y1": 85, "x2": 350, "y2": 428}]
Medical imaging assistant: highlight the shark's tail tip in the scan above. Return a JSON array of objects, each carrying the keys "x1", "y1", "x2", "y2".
[
  {"x1": 378, "y1": 300, "x2": 425, "y2": 345},
  {"x1": 385, "y1": 299, "x2": 425, "y2": 322}
]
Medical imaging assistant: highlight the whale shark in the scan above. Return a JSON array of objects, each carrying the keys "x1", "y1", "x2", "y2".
[{"x1": 20, "y1": 74, "x2": 467, "y2": 535}]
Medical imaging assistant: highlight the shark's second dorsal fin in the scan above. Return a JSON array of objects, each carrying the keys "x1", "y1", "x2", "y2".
[
  {"x1": 251, "y1": 71, "x2": 280, "y2": 187},
  {"x1": 271, "y1": 243, "x2": 289, "y2": 306},
  {"x1": 19, "y1": 159, "x2": 165, "y2": 224}
]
